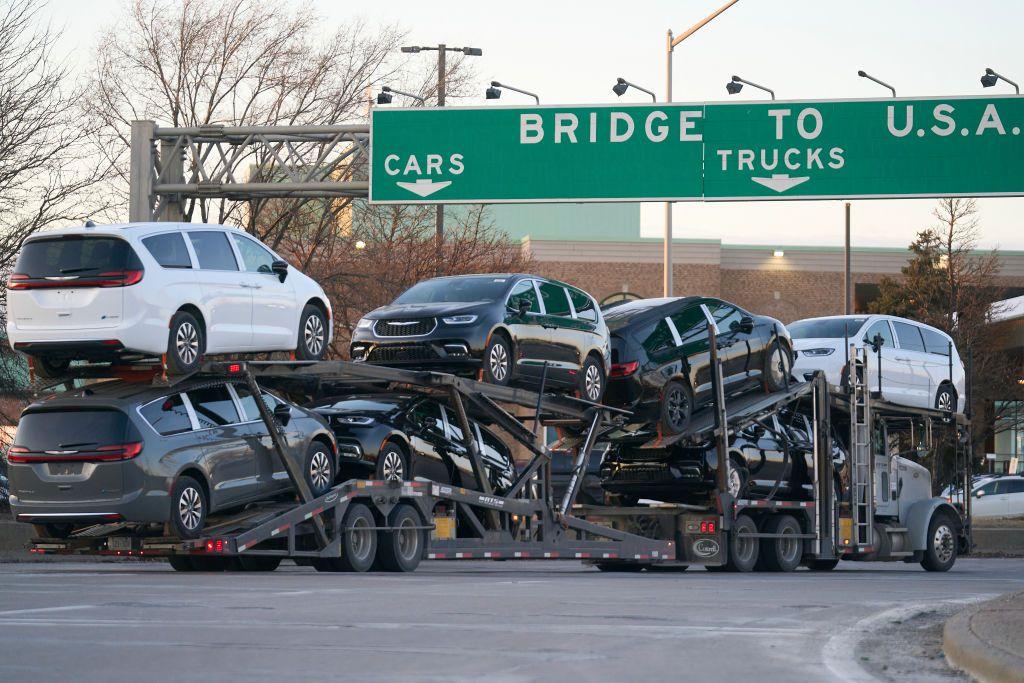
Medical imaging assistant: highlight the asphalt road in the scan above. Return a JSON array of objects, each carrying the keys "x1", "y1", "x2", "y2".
[{"x1": 1, "y1": 558, "x2": 1022, "y2": 682}]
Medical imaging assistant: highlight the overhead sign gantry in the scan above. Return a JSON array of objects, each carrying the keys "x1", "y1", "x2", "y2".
[{"x1": 369, "y1": 95, "x2": 1024, "y2": 203}]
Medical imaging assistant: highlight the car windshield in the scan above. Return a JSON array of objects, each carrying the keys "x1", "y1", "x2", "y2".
[
  {"x1": 15, "y1": 409, "x2": 134, "y2": 452},
  {"x1": 14, "y1": 236, "x2": 139, "y2": 278},
  {"x1": 392, "y1": 276, "x2": 511, "y2": 304},
  {"x1": 789, "y1": 318, "x2": 868, "y2": 339}
]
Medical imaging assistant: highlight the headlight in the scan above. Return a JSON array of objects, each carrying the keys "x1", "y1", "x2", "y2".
[
  {"x1": 356, "y1": 318, "x2": 372, "y2": 329},
  {"x1": 801, "y1": 348, "x2": 835, "y2": 357},
  {"x1": 335, "y1": 416, "x2": 374, "y2": 426},
  {"x1": 442, "y1": 314, "x2": 478, "y2": 325}
]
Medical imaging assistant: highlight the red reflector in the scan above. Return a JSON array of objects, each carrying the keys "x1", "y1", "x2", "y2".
[
  {"x1": 205, "y1": 539, "x2": 225, "y2": 553},
  {"x1": 609, "y1": 361, "x2": 639, "y2": 377},
  {"x1": 100, "y1": 339, "x2": 122, "y2": 346},
  {"x1": 699, "y1": 520, "x2": 717, "y2": 534},
  {"x1": 228, "y1": 363, "x2": 242, "y2": 374}
]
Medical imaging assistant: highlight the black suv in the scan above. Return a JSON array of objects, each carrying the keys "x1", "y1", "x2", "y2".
[
  {"x1": 602, "y1": 297, "x2": 793, "y2": 433},
  {"x1": 308, "y1": 393, "x2": 517, "y2": 493},
  {"x1": 350, "y1": 274, "x2": 611, "y2": 401}
]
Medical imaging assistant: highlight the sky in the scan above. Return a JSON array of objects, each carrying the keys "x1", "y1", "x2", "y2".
[{"x1": 45, "y1": 0, "x2": 1024, "y2": 250}]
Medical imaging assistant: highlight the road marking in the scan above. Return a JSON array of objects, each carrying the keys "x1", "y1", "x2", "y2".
[{"x1": 0, "y1": 605, "x2": 96, "y2": 616}]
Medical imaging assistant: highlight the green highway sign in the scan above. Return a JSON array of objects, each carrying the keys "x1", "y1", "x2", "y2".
[{"x1": 369, "y1": 95, "x2": 1024, "y2": 204}]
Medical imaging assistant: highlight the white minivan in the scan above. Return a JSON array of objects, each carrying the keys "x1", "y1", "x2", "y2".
[
  {"x1": 788, "y1": 314, "x2": 965, "y2": 413},
  {"x1": 6, "y1": 222, "x2": 332, "y2": 376}
]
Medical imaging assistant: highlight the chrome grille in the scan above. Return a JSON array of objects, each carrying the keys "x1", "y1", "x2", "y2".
[{"x1": 374, "y1": 318, "x2": 437, "y2": 337}]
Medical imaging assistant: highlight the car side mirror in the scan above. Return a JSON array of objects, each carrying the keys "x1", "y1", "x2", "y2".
[
  {"x1": 730, "y1": 315, "x2": 754, "y2": 334},
  {"x1": 273, "y1": 403, "x2": 292, "y2": 426},
  {"x1": 271, "y1": 260, "x2": 288, "y2": 282},
  {"x1": 975, "y1": 490, "x2": 985, "y2": 499},
  {"x1": 863, "y1": 333, "x2": 884, "y2": 353}
]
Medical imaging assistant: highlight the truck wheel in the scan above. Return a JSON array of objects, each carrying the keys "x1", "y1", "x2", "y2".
[
  {"x1": 758, "y1": 515, "x2": 803, "y2": 572},
  {"x1": 806, "y1": 558, "x2": 840, "y2": 571},
  {"x1": 375, "y1": 503, "x2": 424, "y2": 572},
  {"x1": 724, "y1": 514, "x2": 759, "y2": 572},
  {"x1": 336, "y1": 503, "x2": 377, "y2": 572},
  {"x1": 921, "y1": 512, "x2": 957, "y2": 572},
  {"x1": 167, "y1": 555, "x2": 195, "y2": 572},
  {"x1": 595, "y1": 562, "x2": 645, "y2": 572},
  {"x1": 239, "y1": 556, "x2": 282, "y2": 572}
]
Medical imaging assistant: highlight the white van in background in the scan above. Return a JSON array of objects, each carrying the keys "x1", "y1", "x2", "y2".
[{"x1": 788, "y1": 314, "x2": 965, "y2": 413}]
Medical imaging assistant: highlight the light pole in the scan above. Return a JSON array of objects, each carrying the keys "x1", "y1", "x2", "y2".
[
  {"x1": 725, "y1": 75, "x2": 775, "y2": 99},
  {"x1": 612, "y1": 77, "x2": 656, "y2": 102},
  {"x1": 376, "y1": 86, "x2": 425, "y2": 105},
  {"x1": 857, "y1": 70, "x2": 896, "y2": 97},
  {"x1": 664, "y1": 0, "x2": 741, "y2": 297},
  {"x1": 485, "y1": 81, "x2": 540, "y2": 104},
  {"x1": 981, "y1": 67, "x2": 1020, "y2": 94},
  {"x1": 401, "y1": 44, "x2": 484, "y2": 270}
]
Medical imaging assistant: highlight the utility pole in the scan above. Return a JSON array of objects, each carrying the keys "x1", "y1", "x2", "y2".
[{"x1": 845, "y1": 202, "x2": 852, "y2": 314}]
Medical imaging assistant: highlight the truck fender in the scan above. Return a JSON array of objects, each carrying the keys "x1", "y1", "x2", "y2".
[{"x1": 905, "y1": 498, "x2": 960, "y2": 551}]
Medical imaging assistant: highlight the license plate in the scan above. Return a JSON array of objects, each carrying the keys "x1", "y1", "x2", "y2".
[
  {"x1": 49, "y1": 462, "x2": 83, "y2": 476},
  {"x1": 107, "y1": 537, "x2": 134, "y2": 551}
]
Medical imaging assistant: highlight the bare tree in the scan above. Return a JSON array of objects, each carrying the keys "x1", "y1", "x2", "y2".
[{"x1": 0, "y1": 0, "x2": 112, "y2": 408}]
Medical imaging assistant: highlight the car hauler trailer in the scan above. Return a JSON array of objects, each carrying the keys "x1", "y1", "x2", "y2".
[{"x1": 23, "y1": 328, "x2": 969, "y2": 573}]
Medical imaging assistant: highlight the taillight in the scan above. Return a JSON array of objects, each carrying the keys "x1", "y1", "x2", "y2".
[
  {"x1": 7, "y1": 442, "x2": 143, "y2": 463},
  {"x1": 4, "y1": 269, "x2": 143, "y2": 290},
  {"x1": 609, "y1": 361, "x2": 639, "y2": 378},
  {"x1": 699, "y1": 520, "x2": 717, "y2": 534}
]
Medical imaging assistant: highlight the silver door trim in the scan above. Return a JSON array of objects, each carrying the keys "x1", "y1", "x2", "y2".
[{"x1": 665, "y1": 316, "x2": 683, "y2": 347}]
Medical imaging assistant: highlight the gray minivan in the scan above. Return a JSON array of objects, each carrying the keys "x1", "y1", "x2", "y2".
[{"x1": 8, "y1": 379, "x2": 337, "y2": 539}]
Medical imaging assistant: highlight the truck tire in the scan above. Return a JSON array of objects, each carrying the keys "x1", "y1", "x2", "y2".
[
  {"x1": 920, "y1": 512, "x2": 957, "y2": 572},
  {"x1": 806, "y1": 558, "x2": 840, "y2": 571},
  {"x1": 595, "y1": 562, "x2": 645, "y2": 572},
  {"x1": 167, "y1": 555, "x2": 195, "y2": 572},
  {"x1": 334, "y1": 503, "x2": 378, "y2": 572},
  {"x1": 758, "y1": 515, "x2": 803, "y2": 572},
  {"x1": 723, "y1": 514, "x2": 759, "y2": 572},
  {"x1": 239, "y1": 556, "x2": 282, "y2": 572},
  {"x1": 375, "y1": 503, "x2": 425, "y2": 572}
]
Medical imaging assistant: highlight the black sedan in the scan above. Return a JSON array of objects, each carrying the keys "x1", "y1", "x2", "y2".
[
  {"x1": 307, "y1": 393, "x2": 517, "y2": 493},
  {"x1": 602, "y1": 297, "x2": 793, "y2": 433},
  {"x1": 349, "y1": 274, "x2": 610, "y2": 401},
  {"x1": 601, "y1": 409, "x2": 846, "y2": 504}
]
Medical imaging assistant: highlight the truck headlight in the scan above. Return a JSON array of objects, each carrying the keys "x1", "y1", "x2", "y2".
[
  {"x1": 801, "y1": 348, "x2": 835, "y2": 357},
  {"x1": 442, "y1": 315, "x2": 478, "y2": 325}
]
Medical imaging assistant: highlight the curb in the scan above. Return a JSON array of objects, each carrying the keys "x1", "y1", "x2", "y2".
[{"x1": 944, "y1": 592, "x2": 1024, "y2": 683}]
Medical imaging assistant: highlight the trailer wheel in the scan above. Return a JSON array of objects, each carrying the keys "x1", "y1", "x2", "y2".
[
  {"x1": 167, "y1": 555, "x2": 195, "y2": 572},
  {"x1": 921, "y1": 512, "x2": 957, "y2": 572},
  {"x1": 806, "y1": 558, "x2": 840, "y2": 571},
  {"x1": 723, "y1": 514, "x2": 759, "y2": 572},
  {"x1": 375, "y1": 503, "x2": 425, "y2": 572},
  {"x1": 336, "y1": 503, "x2": 378, "y2": 572},
  {"x1": 239, "y1": 556, "x2": 282, "y2": 572},
  {"x1": 594, "y1": 562, "x2": 645, "y2": 572},
  {"x1": 758, "y1": 515, "x2": 803, "y2": 572}
]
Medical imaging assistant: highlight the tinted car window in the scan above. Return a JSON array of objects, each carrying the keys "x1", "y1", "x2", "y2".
[
  {"x1": 538, "y1": 282, "x2": 571, "y2": 316},
  {"x1": 15, "y1": 409, "x2": 132, "y2": 451},
  {"x1": 14, "y1": 236, "x2": 142, "y2": 278},
  {"x1": 921, "y1": 328, "x2": 952, "y2": 356},
  {"x1": 893, "y1": 321, "x2": 926, "y2": 352},
  {"x1": 672, "y1": 305, "x2": 709, "y2": 345},
  {"x1": 638, "y1": 318, "x2": 674, "y2": 355},
  {"x1": 142, "y1": 233, "x2": 192, "y2": 269},
  {"x1": 709, "y1": 302, "x2": 743, "y2": 331},
  {"x1": 233, "y1": 384, "x2": 264, "y2": 422},
  {"x1": 188, "y1": 231, "x2": 238, "y2": 271},
  {"x1": 507, "y1": 280, "x2": 540, "y2": 313},
  {"x1": 140, "y1": 394, "x2": 193, "y2": 436},
  {"x1": 863, "y1": 320, "x2": 894, "y2": 348},
  {"x1": 977, "y1": 481, "x2": 998, "y2": 495},
  {"x1": 999, "y1": 479, "x2": 1024, "y2": 494},
  {"x1": 187, "y1": 385, "x2": 240, "y2": 428},
  {"x1": 479, "y1": 425, "x2": 511, "y2": 465},
  {"x1": 394, "y1": 276, "x2": 512, "y2": 304},
  {"x1": 232, "y1": 234, "x2": 276, "y2": 273},
  {"x1": 568, "y1": 288, "x2": 597, "y2": 321},
  {"x1": 789, "y1": 317, "x2": 869, "y2": 339},
  {"x1": 409, "y1": 400, "x2": 444, "y2": 432}
]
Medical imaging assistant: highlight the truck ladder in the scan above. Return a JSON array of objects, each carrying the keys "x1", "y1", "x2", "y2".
[{"x1": 848, "y1": 348, "x2": 874, "y2": 551}]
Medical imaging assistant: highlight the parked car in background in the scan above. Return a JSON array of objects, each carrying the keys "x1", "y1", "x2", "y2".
[
  {"x1": 601, "y1": 407, "x2": 846, "y2": 505},
  {"x1": 6, "y1": 223, "x2": 332, "y2": 376},
  {"x1": 970, "y1": 476, "x2": 1024, "y2": 518},
  {"x1": 308, "y1": 393, "x2": 517, "y2": 493},
  {"x1": 788, "y1": 314, "x2": 965, "y2": 413},
  {"x1": 350, "y1": 274, "x2": 610, "y2": 401},
  {"x1": 7, "y1": 379, "x2": 336, "y2": 539},
  {"x1": 601, "y1": 297, "x2": 793, "y2": 434}
]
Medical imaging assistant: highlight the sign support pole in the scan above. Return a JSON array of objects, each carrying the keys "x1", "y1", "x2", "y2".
[
  {"x1": 664, "y1": 30, "x2": 674, "y2": 297},
  {"x1": 845, "y1": 202, "x2": 852, "y2": 314}
]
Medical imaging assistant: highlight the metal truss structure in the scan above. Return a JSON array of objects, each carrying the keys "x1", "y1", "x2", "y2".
[{"x1": 128, "y1": 121, "x2": 370, "y2": 222}]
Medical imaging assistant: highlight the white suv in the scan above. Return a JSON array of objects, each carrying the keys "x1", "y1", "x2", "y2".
[
  {"x1": 788, "y1": 314, "x2": 965, "y2": 413},
  {"x1": 6, "y1": 222, "x2": 332, "y2": 376}
]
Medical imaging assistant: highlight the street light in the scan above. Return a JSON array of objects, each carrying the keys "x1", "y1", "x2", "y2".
[
  {"x1": 376, "y1": 85, "x2": 425, "y2": 105},
  {"x1": 725, "y1": 75, "x2": 775, "y2": 99},
  {"x1": 612, "y1": 77, "x2": 656, "y2": 102},
  {"x1": 399, "y1": 44, "x2": 484, "y2": 273},
  {"x1": 486, "y1": 81, "x2": 540, "y2": 105},
  {"x1": 857, "y1": 70, "x2": 896, "y2": 97},
  {"x1": 664, "y1": 0, "x2": 741, "y2": 297},
  {"x1": 981, "y1": 67, "x2": 1020, "y2": 94}
]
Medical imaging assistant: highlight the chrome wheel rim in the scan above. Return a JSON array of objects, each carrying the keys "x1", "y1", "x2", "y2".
[
  {"x1": 309, "y1": 450, "x2": 331, "y2": 491},
  {"x1": 728, "y1": 465, "x2": 743, "y2": 497},
  {"x1": 381, "y1": 450, "x2": 404, "y2": 481},
  {"x1": 178, "y1": 487, "x2": 202, "y2": 530},
  {"x1": 349, "y1": 515, "x2": 372, "y2": 561},
  {"x1": 584, "y1": 364, "x2": 602, "y2": 400},
  {"x1": 304, "y1": 315, "x2": 325, "y2": 357},
  {"x1": 779, "y1": 526, "x2": 799, "y2": 562},
  {"x1": 175, "y1": 322, "x2": 199, "y2": 365},
  {"x1": 937, "y1": 390, "x2": 953, "y2": 411},
  {"x1": 489, "y1": 343, "x2": 509, "y2": 382},
  {"x1": 735, "y1": 523, "x2": 755, "y2": 563},
  {"x1": 770, "y1": 346, "x2": 787, "y2": 385},
  {"x1": 666, "y1": 388, "x2": 687, "y2": 428},
  {"x1": 397, "y1": 516, "x2": 418, "y2": 561},
  {"x1": 934, "y1": 524, "x2": 955, "y2": 564}
]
